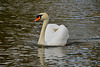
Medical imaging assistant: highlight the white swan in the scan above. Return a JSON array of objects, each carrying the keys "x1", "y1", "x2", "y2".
[{"x1": 35, "y1": 13, "x2": 69, "y2": 46}]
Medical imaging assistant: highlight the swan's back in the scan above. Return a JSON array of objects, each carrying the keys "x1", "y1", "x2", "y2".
[{"x1": 45, "y1": 24, "x2": 69, "y2": 46}]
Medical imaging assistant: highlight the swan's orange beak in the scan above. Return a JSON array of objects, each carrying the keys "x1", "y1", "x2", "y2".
[{"x1": 34, "y1": 16, "x2": 41, "y2": 21}]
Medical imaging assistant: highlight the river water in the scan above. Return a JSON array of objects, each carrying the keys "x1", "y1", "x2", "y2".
[{"x1": 0, "y1": 0, "x2": 100, "y2": 67}]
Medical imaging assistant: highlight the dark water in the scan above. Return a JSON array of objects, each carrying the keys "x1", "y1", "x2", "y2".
[{"x1": 0, "y1": 0, "x2": 100, "y2": 67}]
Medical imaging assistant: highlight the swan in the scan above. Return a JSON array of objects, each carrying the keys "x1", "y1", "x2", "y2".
[{"x1": 35, "y1": 13, "x2": 69, "y2": 46}]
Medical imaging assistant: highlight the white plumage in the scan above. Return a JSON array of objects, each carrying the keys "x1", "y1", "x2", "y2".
[{"x1": 45, "y1": 24, "x2": 69, "y2": 46}]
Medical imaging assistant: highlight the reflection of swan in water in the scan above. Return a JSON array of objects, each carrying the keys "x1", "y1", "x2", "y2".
[
  {"x1": 35, "y1": 13, "x2": 69, "y2": 46},
  {"x1": 45, "y1": 47, "x2": 66, "y2": 59},
  {"x1": 38, "y1": 46, "x2": 46, "y2": 67},
  {"x1": 38, "y1": 46, "x2": 66, "y2": 67}
]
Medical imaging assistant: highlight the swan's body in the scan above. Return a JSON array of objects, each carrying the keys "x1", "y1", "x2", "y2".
[
  {"x1": 45, "y1": 24, "x2": 69, "y2": 46},
  {"x1": 35, "y1": 13, "x2": 69, "y2": 46}
]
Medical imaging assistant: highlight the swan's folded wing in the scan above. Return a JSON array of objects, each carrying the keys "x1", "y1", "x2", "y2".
[
  {"x1": 46, "y1": 25, "x2": 69, "y2": 46},
  {"x1": 45, "y1": 24, "x2": 59, "y2": 43}
]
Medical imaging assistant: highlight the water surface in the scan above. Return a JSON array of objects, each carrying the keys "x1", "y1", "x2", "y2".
[{"x1": 0, "y1": 0, "x2": 100, "y2": 67}]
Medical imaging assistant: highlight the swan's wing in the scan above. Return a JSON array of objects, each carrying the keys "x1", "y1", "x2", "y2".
[
  {"x1": 45, "y1": 24, "x2": 59, "y2": 43},
  {"x1": 46, "y1": 25, "x2": 69, "y2": 46}
]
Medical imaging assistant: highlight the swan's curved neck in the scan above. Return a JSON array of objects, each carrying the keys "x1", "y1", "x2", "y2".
[{"x1": 38, "y1": 19, "x2": 49, "y2": 45}]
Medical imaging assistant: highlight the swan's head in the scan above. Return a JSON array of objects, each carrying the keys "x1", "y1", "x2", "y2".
[{"x1": 35, "y1": 13, "x2": 49, "y2": 21}]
